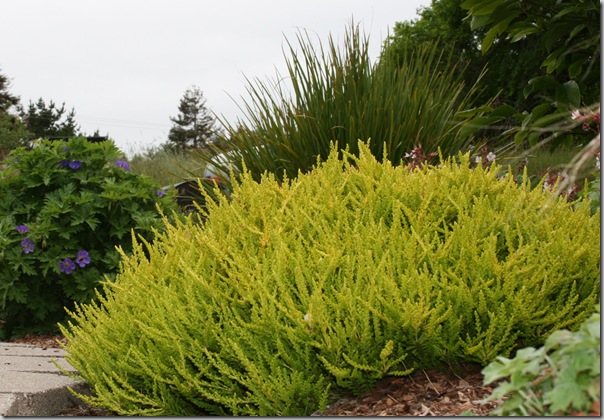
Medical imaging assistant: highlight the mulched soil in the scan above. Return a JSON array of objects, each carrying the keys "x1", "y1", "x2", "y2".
[
  {"x1": 311, "y1": 364, "x2": 500, "y2": 416},
  {"x1": 10, "y1": 334, "x2": 502, "y2": 416}
]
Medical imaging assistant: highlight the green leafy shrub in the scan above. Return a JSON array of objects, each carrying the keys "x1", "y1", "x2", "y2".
[
  {"x1": 482, "y1": 306, "x2": 600, "y2": 416},
  {"x1": 0, "y1": 137, "x2": 176, "y2": 338},
  {"x1": 60, "y1": 142, "x2": 599, "y2": 416}
]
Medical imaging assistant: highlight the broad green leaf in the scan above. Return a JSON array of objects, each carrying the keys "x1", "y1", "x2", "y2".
[
  {"x1": 459, "y1": 116, "x2": 503, "y2": 138},
  {"x1": 509, "y1": 23, "x2": 540, "y2": 42},
  {"x1": 531, "y1": 102, "x2": 554, "y2": 119},
  {"x1": 568, "y1": 58, "x2": 586, "y2": 79},
  {"x1": 528, "y1": 131, "x2": 541, "y2": 147},
  {"x1": 555, "y1": 80, "x2": 581, "y2": 110},
  {"x1": 481, "y1": 12, "x2": 519, "y2": 54},
  {"x1": 455, "y1": 105, "x2": 494, "y2": 118},
  {"x1": 460, "y1": 0, "x2": 485, "y2": 10},
  {"x1": 472, "y1": 0, "x2": 505, "y2": 16},
  {"x1": 524, "y1": 75, "x2": 559, "y2": 98},
  {"x1": 553, "y1": 6, "x2": 579, "y2": 20},
  {"x1": 545, "y1": 329, "x2": 573, "y2": 349},
  {"x1": 490, "y1": 104, "x2": 518, "y2": 118},
  {"x1": 514, "y1": 130, "x2": 528, "y2": 146},
  {"x1": 567, "y1": 24, "x2": 588, "y2": 43},
  {"x1": 544, "y1": 23, "x2": 577, "y2": 51},
  {"x1": 542, "y1": 48, "x2": 565, "y2": 74},
  {"x1": 469, "y1": 14, "x2": 492, "y2": 30},
  {"x1": 544, "y1": 369, "x2": 589, "y2": 413}
]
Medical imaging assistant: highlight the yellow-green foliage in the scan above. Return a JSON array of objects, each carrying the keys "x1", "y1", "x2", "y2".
[{"x1": 60, "y1": 142, "x2": 600, "y2": 416}]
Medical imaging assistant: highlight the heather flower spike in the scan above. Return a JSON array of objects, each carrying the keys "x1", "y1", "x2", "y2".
[
  {"x1": 58, "y1": 258, "x2": 76, "y2": 274},
  {"x1": 75, "y1": 250, "x2": 91, "y2": 267},
  {"x1": 20, "y1": 238, "x2": 35, "y2": 254},
  {"x1": 15, "y1": 225, "x2": 30, "y2": 234}
]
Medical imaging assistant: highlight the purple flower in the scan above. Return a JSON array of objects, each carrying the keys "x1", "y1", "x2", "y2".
[
  {"x1": 15, "y1": 225, "x2": 30, "y2": 234},
  {"x1": 115, "y1": 160, "x2": 131, "y2": 171},
  {"x1": 69, "y1": 160, "x2": 82, "y2": 170},
  {"x1": 156, "y1": 189, "x2": 166, "y2": 198},
  {"x1": 20, "y1": 238, "x2": 35, "y2": 254},
  {"x1": 58, "y1": 159, "x2": 70, "y2": 168},
  {"x1": 58, "y1": 258, "x2": 76, "y2": 274},
  {"x1": 62, "y1": 147, "x2": 70, "y2": 151},
  {"x1": 75, "y1": 250, "x2": 90, "y2": 267}
]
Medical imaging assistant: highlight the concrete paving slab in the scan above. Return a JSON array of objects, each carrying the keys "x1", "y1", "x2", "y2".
[
  {"x1": 1, "y1": 355, "x2": 75, "y2": 374},
  {"x1": 0, "y1": 342, "x2": 91, "y2": 416},
  {"x1": 0, "y1": 394, "x2": 17, "y2": 417},
  {"x1": 0, "y1": 370, "x2": 80, "y2": 394},
  {"x1": 0, "y1": 344, "x2": 66, "y2": 358}
]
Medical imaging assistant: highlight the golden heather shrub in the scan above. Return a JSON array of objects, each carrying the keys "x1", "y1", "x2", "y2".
[{"x1": 60, "y1": 142, "x2": 600, "y2": 416}]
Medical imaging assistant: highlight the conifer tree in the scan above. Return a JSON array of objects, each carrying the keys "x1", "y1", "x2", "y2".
[
  {"x1": 0, "y1": 69, "x2": 30, "y2": 158},
  {"x1": 168, "y1": 86, "x2": 218, "y2": 150},
  {"x1": 17, "y1": 98, "x2": 79, "y2": 138},
  {"x1": 0, "y1": 69, "x2": 20, "y2": 114}
]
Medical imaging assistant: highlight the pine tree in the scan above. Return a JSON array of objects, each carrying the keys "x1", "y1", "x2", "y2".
[
  {"x1": 0, "y1": 69, "x2": 20, "y2": 114},
  {"x1": 17, "y1": 98, "x2": 79, "y2": 138},
  {"x1": 0, "y1": 69, "x2": 30, "y2": 158},
  {"x1": 168, "y1": 86, "x2": 218, "y2": 150}
]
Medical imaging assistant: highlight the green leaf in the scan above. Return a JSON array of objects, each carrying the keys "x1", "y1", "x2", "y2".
[
  {"x1": 568, "y1": 58, "x2": 587, "y2": 79},
  {"x1": 481, "y1": 14, "x2": 518, "y2": 53},
  {"x1": 481, "y1": 347, "x2": 544, "y2": 385},
  {"x1": 567, "y1": 24, "x2": 588, "y2": 43},
  {"x1": 459, "y1": 116, "x2": 503, "y2": 138},
  {"x1": 531, "y1": 102, "x2": 554, "y2": 119},
  {"x1": 524, "y1": 75, "x2": 559, "y2": 98},
  {"x1": 460, "y1": 0, "x2": 485, "y2": 10},
  {"x1": 471, "y1": 0, "x2": 505, "y2": 16},
  {"x1": 513, "y1": 130, "x2": 528, "y2": 146},
  {"x1": 455, "y1": 105, "x2": 494, "y2": 118},
  {"x1": 555, "y1": 80, "x2": 581, "y2": 110},
  {"x1": 542, "y1": 48, "x2": 565, "y2": 74},
  {"x1": 544, "y1": 23, "x2": 577, "y2": 51},
  {"x1": 469, "y1": 14, "x2": 492, "y2": 31},
  {"x1": 510, "y1": 27, "x2": 540, "y2": 42},
  {"x1": 490, "y1": 104, "x2": 518, "y2": 118},
  {"x1": 552, "y1": 6, "x2": 579, "y2": 20},
  {"x1": 544, "y1": 369, "x2": 589, "y2": 413}
]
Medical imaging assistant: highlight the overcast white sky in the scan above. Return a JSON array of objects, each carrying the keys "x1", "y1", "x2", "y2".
[{"x1": 2, "y1": 0, "x2": 430, "y2": 156}]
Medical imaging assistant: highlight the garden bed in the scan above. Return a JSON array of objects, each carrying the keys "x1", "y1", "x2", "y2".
[{"x1": 11, "y1": 334, "x2": 499, "y2": 416}]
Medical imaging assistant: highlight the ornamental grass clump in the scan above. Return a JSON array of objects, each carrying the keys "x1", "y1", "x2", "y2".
[
  {"x1": 0, "y1": 137, "x2": 176, "y2": 338},
  {"x1": 60, "y1": 141, "x2": 600, "y2": 416},
  {"x1": 202, "y1": 23, "x2": 483, "y2": 187}
]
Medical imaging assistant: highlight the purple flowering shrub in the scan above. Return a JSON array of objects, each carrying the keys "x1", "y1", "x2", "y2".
[{"x1": 0, "y1": 136, "x2": 176, "y2": 338}]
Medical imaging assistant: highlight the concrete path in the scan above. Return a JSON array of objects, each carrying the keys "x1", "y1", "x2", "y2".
[{"x1": 0, "y1": 342, "x2": 90, "y2": 416}]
